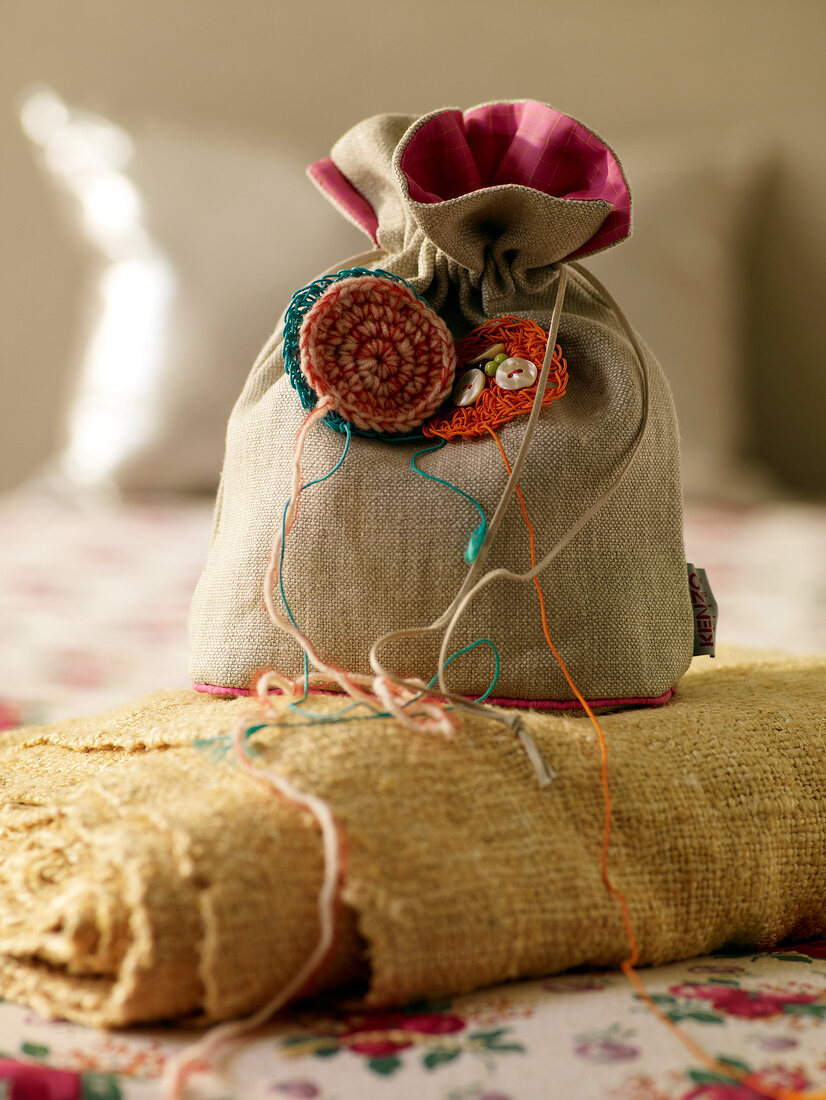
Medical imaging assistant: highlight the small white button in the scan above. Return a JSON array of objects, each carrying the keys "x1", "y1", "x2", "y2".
[
  {"x1": 495, "y1": 357, "x2": 537, "y2": 391},
  {"x1": 452, "y1": 368, "x2": 486, "y2": 406}
]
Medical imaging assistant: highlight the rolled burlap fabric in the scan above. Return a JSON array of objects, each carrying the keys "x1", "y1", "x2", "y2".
[{"x1": 1, "y1": 649, "x2": 824, "y2": 1028}]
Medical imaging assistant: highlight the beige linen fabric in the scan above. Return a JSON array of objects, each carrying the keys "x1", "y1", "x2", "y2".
[
  {"x1": 189, "y1": 106, "x2": 695, "y2": 702},
  {"x1": 1, "y1": 650, "x2": 825, "y2": 1027}
]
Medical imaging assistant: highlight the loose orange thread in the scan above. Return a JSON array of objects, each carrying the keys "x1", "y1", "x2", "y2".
[
  {"x1": 423, "y1": 317, "x2": 567, "y2": 440},
  {"x1": 487, "y1": 423, "x2": 825, "y2": 1100}
]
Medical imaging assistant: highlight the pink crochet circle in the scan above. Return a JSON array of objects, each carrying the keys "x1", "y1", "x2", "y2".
[{"x1": 298, "y1": 275, "x2": 457, "y2": 434}]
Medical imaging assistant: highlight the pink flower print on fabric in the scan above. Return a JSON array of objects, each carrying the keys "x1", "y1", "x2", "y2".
[
  {"x1": 573, "y1": 1023, "x2": 639, "y2": 1064},
  {"x1": 273, "y1": 1083, "x2": 320, "y2": 1099},
  {"x1": 682, "y1": 1066, "x2": 810, "y2": 1100},
  {"x1": 670, "y1": 982, "x2": 822, "y2": 1020},
  {"x1": 340, "y1": 1009, "x2": 466, "y2": 1056},
  {"x1": 0, "y1": 1059, "x2": 82, "y2": 1100},
  {"x1": 0, "y1": 699, "x2": 21, "y2": 731},
  {"x1": 574, "y1": 1036, "x2": 640, "y2": 1063},
  {"x1": 758, "y1": 1037, "x2": 800, "y2": 1052}
]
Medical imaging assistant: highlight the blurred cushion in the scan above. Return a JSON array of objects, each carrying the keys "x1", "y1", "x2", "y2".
[
  {"x1": 742, "y1": 124, "x2": 826, "y2": 495},
  {"x1": 588, "y1": 130, "x2": 773, "y2": 500},
  {"x1": 22, "y1": 90, "x2": 364, "y2": 493}
]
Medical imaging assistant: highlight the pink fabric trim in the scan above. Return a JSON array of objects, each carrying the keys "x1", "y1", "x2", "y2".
[
  {"x1": 399, "y1": 102, "x2": 630, "y2": 260},
  {"x1": 307, "y1": 157, "x2": 379, "y2": 243},
  {"x1": 194, "y1": 681, "x2": 257, "y2": 697},
  {"x1": 192, "y1": 681, "x2": 674, "y2": 711},
  {"x1": 487, "y1": 689, "x2": 674, "y2": 710}
]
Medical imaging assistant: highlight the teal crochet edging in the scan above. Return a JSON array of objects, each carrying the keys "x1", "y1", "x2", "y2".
[{"x1": 282, "y1": 266, "x2": 435, "y2": 444}]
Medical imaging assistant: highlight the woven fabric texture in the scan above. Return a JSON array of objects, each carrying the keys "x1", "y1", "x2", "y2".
[
  {"x1": 188, "y1": 103, "x2": 694, "y2": 700},
  {"x1": 0, "y1": 692, "x2": 364, "y2": 1028},
  {"x1": 1, "y1": 650, "x2": 824, "y2": 1027}
]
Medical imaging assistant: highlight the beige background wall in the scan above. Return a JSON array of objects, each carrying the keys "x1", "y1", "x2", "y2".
[{"x1": 2, "y1": 0, "x2": 825, "y2": 492}]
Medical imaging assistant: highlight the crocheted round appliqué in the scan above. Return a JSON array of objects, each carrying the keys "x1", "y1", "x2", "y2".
[{"x1": 284, "y1": 269, "x2": 456, "y2": 440}]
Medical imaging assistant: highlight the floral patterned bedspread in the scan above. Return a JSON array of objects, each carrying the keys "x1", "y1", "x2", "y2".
[
  {"x1": 1, "y1": 492, "x2": 825, "y2": 1098},
  {"x1": 3, "y1": 942, "x2": 826, "y2": 1099}
]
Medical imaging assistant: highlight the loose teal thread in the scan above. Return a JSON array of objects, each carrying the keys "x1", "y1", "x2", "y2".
[
  {"x1": 198, "y1": 635, "x2": 499, "y2": 764},
  {"x1": 237, "y1": 725, "x2": 268, "y2": 772},
  {"x1": 193, "y1": 736, "x2": 234, "y2": 764},
  {"x1": 286, "y1": 637, "x2": 499, "y2": 723},
  {"x1": 194, "y1": 711, "x2": 391, "y2": 763},
  {"x1": 302, "y1": 422, "x2": 352, "y2": 492},
  {"x1": 410, "y1": 439, "x2": 488, "y2": 563},
  {"x1": 428, "y1": 638, "x2": 501, "y2": 704},
  {"x1": 259, "y1": 429, "x2": 498, "y2": 739},
  {"x1": 194, "y1": 724, "x2": 273, "y2": 761},
  {"x1": 282, "y1": 266, "x2": 432, "y2": 442},
  {"x1": 288, "y1": 696, "x2": 385, "y2": 724},
  {"x1": 278, "y1": 423, "x2": 352, "y2": 701},
  {"x1": 259, "y1": 637, "x2": 500, "y2": 727},
  {"x1": 277, "y1": 428, "x2": 495, "y2": 708},
  {"x1": 243, "y1": 722, "x2": 271, "y2": 755},
  {"x1": 285, "y1": 680, "x2": 430, "y2": 726}
]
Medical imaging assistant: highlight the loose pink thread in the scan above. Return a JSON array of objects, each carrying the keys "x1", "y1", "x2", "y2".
[
  {"x1": 160, "y1": 711, "x2": 347, "y2": 1100},
  {"x1": 262, "y1": 398, "x2": 457, "y2": 737}
]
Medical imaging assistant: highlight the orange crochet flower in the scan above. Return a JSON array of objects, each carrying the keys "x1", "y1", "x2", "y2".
[{"x1": 422, "y1": 317, "x2": 567, "y2": 440}]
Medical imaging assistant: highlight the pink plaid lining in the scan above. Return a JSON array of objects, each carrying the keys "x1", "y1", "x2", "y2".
[
  {"x1": 400, "y1": 102, "x2": 630, "y2": 259},
  {"x1": 192, "y1": 681, "x2": 674, "y2": 711},
  {"x1": 308, "y1": 157, "x2": 379, "y2": 243},
  {"x1": 307, "y1": 102, "x2": 630, "y2": 260}
]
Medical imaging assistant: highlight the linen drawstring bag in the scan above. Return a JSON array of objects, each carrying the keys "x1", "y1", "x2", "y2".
[{"x1": 189, "y1": 100, "x2": 696, "y2": 710}]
